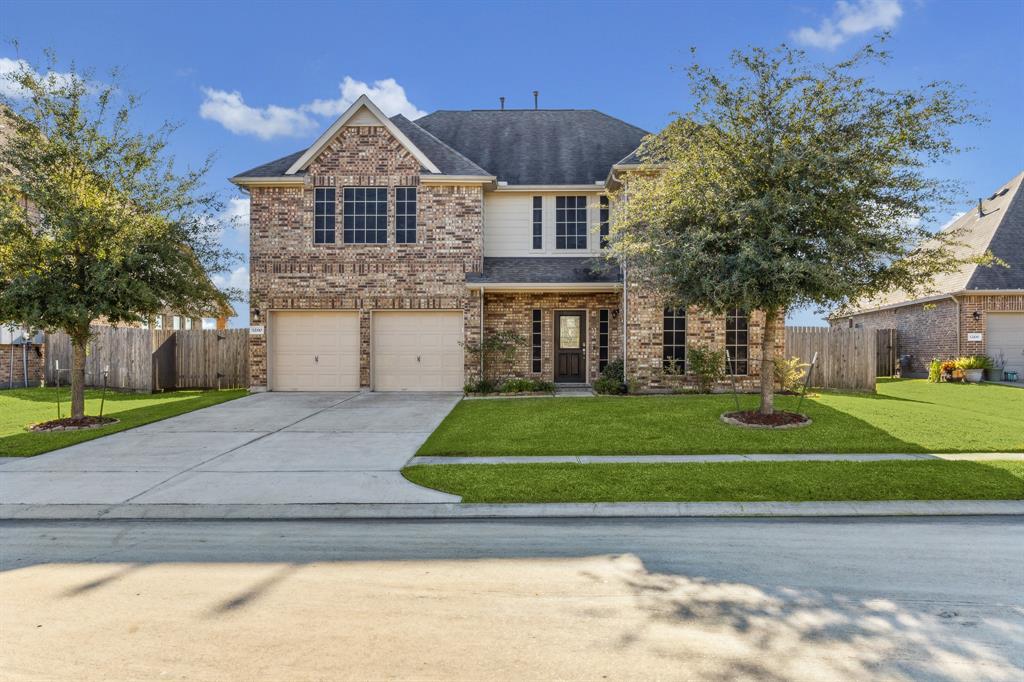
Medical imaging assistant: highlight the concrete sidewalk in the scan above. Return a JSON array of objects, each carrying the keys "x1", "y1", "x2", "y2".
[
  {"x1": 409, "y1": 453, "x2": 1024, "y2": 465},
  {"x1": 2, "y1": 499, "x2": 1022, "y2": 520}
]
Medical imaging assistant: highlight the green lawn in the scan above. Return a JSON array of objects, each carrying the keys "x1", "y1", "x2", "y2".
[
  {"x1": 403, "y1": 460, "x2": 1024, "y2": 503},
  {"x1": 417, "y1": 379, "x2": 1024, "y2": 456},
  {"x1": 0, "y1": 387, "x2": 248, "y2": 457}
]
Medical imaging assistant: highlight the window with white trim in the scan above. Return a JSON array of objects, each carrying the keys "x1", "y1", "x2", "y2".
[
  {"x1": 532, "y1": 309, "x2": 542, "y2": 373},
  {"x1": 314, "y1": 187, "x2": 336, "y2": 244},
  {"x1": 555, "y1": 195, "x2": 587, "y2": 249},
  {"x1": 663, "y1": 307, "x2": 686, "y2": 371},
  {"x1": 531, "y1": 196, "x2": 542, "y2": 250},
  {"x1": 726, "y1": 308, "x2": 749, "y2": 375},
  {"x1": 396, "y1": 187, "x2": 417, "y2": 244},
  {"x1": 184, "y1": 318, "x2": 193, "y2": 330},
  {"x1": 343, "y1": 187, "x2": 388, "y2": 244},
  {"x1": 599, "y1": 195, "x2": 610, "y2": 249},
  {"x1": 154, "y1": 316, "x2": 164, "y2": 330},
  {"x1": 172, "y1": 315, "x2": 181, "y2": 330}
]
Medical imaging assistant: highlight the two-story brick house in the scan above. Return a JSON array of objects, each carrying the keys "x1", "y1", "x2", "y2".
[{"x1": 232, "y1": 95, "x2": 782, "y2": 392}]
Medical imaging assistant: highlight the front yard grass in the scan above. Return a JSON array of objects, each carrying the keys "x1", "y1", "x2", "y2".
[
  {"x1": 403, "y1": 460, "x2": 1024, "y2": 503},
  {"x1": 0, "y1": 387, "x2": 247, "y2": 457},
  {"x1": 418, "y1": 379, "x2": 1024, "y2": 456}
]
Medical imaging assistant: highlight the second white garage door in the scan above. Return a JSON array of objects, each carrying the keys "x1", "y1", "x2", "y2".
[
  {"x1": 987, "y1": 312, "x2": 1024, "y2": 378},
  {"x1": 271, "y1": 311, "x2": 360, "y2": 391},
  {"x1": 373, "y1": 312, "x2": 464, "y2": 391}
]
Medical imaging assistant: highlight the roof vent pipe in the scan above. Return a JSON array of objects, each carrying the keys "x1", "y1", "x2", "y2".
[
  {"x1": 499, "y1": 96, "x2": 505, "y2": 110},
  {"x1": 978, "y1": 198, "x2": 984, "y2": 217},
  {"x1": 533, "y1": 90, "x2": 539, "y2": 110}
]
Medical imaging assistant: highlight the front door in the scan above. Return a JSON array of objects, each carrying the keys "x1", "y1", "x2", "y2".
[{"x1": 555, "y1": 311, "x2": 586, "y2": 383}]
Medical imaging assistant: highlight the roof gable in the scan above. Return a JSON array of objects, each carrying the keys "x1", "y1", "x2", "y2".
[{"x1": 284, "y1": 95, "x2": 441, "y2": 175}]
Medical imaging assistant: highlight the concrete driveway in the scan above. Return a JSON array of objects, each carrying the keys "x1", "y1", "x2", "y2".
[{"x1": 0, "y1": 392, "x2": 461, "y2": 506}]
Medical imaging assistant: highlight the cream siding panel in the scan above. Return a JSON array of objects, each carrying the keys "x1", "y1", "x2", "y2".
[
  {"x1": 483, "y1": 191, "x2": 603, "y2": 257},
  {"x1": 345, "y1": 105, "x2": 381, "y2": 127},
  {"x1": 270, "y1": 311, "x2": 360, "y2": 391},
  {"x1": 373, "y1": 312, "x2": 464, "y2": 391}
]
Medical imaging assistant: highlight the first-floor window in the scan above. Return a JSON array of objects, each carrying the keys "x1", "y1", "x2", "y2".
[
  {"x1": 154, "y1": 316, "x2": 164, "y2": 330},
  {"x1": 532, "y1": 196, "x2": 543, "y2": 250},
  {"x1": 314, "y1": 187, "x2": 336, "y2": 244},
  {"x1": 172, "y1": 315, "x2": 182, "y2": 330},
  {"x1": 663, "y1": 307, "x2": 687, "y2": 371},
  {"x1": 599, "y1": 195, "x2": 610, "y2": 249},
  {"x1": 184, "y1": 318, "x2": 193, "y2": 330},
  {"x1": 726, "y1": 308, "x2": 749, "y2": 375},
  {"x1": 396, "y1": 187, "x2": 417, "y2": 244},
  {"x1": 532, "y1": 309, "x2": 542, "y2": 373},
  {"x1": 599, "y1": 309, "x2": 610, "y2": 372},
  {"x1": 344, "y1": 187, "x2": 388, "y2": 244},
  {"x1": 555, "y1": 195, "x2": 587, "y2": 249}
]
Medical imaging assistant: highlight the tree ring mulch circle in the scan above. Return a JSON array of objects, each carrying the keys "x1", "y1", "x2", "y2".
[
  {"x1": 28, "y1": 416, "x2": 120, "y2": 432},
  {"x1": 720, "y1": 411, "x2": 811, "y2": 429}
]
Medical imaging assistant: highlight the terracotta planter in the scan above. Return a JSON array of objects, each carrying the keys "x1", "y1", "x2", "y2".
[{"x1": 963, "y1": 368, "x2": 985, "y2": 383}]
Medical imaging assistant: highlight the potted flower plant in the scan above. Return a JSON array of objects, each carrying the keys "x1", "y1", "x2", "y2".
[
  {"x1": 955, "y1": 355, "x2": 992, "y2": 383},
  {"x1": 940, "y1": 360, "x2": 957, "y2": 382}
]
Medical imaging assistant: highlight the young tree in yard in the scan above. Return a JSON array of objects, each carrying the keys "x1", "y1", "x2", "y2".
[
  {"x1": 610, "y1": 39, "x2": 981, "y2": 415},
  {"x1": 0, "y1": 53, "x2": 237, "y2": 419}
]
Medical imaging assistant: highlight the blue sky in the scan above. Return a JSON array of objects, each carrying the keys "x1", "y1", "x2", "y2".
[{"x1": 4, "y1": 0, "x2": 1023, "y2": 327}]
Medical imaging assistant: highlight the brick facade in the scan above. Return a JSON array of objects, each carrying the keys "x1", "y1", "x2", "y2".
[
  {"x1": 625, "y1": 278, "x2": 784, "y2": 392},
  {"x1": 0, "y1": 343, "x2": 44, "y2": 389},
  {"x1": 834, "y1": 294, "x2": 1024, "y2": 376},
  {"x1": 248, "y1": 125, "x2": 483, "y2": 389},
  {"x1": 480, "y1": 292, "x2": 622, "y2": 383}
]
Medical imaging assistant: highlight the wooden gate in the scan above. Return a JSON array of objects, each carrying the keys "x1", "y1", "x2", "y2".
[{"x1": 875, "y1": 328, "x2": 898, "y2": 377}]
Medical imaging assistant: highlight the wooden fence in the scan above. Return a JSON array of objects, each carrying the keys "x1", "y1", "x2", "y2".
[
  {"x1": 45, "y1": 327, "x2": 248, "y2": 392},
  {"x1": 784, "y1": 327, "x2": 877, "y2": 392}
]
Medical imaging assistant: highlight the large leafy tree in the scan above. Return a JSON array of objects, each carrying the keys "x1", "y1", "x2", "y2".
[
  {"x1": 610, "y1": 39, "x2": 980, "y2": 415},
  {"x1": 0, "y1": 53, "x2": 237, "y2": 418}
]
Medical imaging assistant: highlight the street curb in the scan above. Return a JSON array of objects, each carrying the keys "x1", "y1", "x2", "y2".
[
  {"x1": 408, "y1": 453, "x2": 1024, "y2": 465},
  {"x1": 2, "y1": 500, "x2": 1022, "y2": 520}
]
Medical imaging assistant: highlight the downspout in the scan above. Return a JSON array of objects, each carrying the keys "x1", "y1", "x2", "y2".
[{"x1": 621, "y1": 264, "x2": 628, "y2": 381}]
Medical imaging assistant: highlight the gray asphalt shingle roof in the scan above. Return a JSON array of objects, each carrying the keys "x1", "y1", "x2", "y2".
[
  {"x1": 234, "y1": 149, "x2": 306, "y2": 178},
  {"x1": 412, "y1": 109, "x2": 649, "y2": 185},
  {"x1": 388, "y1": 115, "x2": 491, "y2": 176},
  {"x1": 466, "y1": 257, "x2": 621, "y2": 285}
]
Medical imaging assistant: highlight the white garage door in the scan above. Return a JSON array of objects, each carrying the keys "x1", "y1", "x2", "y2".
[
  {"x1": 373, "y1": 312, "x2": 464, "y2": 391},
  {"x1": 987, "y1": 313, "x2": 1024, "y2": 378},
  {"x1": 271, "y1": 311, "x2": 360, "y2": 391}
]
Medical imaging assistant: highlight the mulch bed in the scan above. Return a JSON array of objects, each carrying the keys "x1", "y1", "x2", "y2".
[
  {"x1": 721, "y1": 410, "x2": 811, "y2": 429},
  {"x1": 28, "y1": 416, "x2": 119, "y2": 432}
]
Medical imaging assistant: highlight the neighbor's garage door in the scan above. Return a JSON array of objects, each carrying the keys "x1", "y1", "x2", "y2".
[
  {"x1": 987, "y1": 312, "x2": 1024, "y2": 378},
  {"x1": 373, "y1": 311, "x2": 464, "y2": 391},
  {"x1": 271, "y1": 311, "x2": 360, "y2": 391}
]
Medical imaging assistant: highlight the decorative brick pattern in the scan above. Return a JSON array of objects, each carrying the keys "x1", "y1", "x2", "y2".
[
  {"x1": 0, "y1": 343, "x2": 44, "y2": 388},
  {"x1": 248, "y1": 125, "x2": 483, "y2": 388},
  {"x1": 480, "y1": 292, "x2": 622, "y2": 383}
]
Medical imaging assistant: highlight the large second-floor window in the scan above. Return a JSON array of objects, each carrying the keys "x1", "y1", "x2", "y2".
[
  {"x1": 555, "y1": 195, "x2": 587, "y2": 249},
  {"x1": 726, "y1": 308, "x2": 749, "y2": 375},
  {"x1": 396, "y1": 187, "x2": 417, "y2": 244},
  {"x1": 343, "y1": 187, "x2": 388, "y2": 244},
  {"x1": 532, "y1": 196, "x2": 542, "y2": 250},
  {"x1": 314, "y1": 187, "x2": 336, "y2": 244}
]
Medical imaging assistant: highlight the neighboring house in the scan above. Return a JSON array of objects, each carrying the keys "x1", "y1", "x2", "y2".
[
  {"x1": 831, "y1": 172, "x2": 1024, "y2": 378},
  {"x1": 231, "y1": 95, "x2": 783, "y2": 392}
]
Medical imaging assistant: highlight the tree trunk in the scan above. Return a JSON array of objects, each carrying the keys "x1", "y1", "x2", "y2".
[
  {"x1": 759, "y1": 308, "x2": 779, "y2": 416},
  {"x1": 70, "y1": 337, "x2": 87, "y2": 419}
]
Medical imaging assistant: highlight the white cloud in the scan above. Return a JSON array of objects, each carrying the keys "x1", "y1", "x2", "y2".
[
  {"x1": 792, "y1": 0, "x2": 903, "y2": 50},
  {"x1": 0, "y1": 56, "x2": 93, "y2": 98},
  {"x1": 199, "y1": 76, "x2": 425, "y2": 139},
  {"x1": 213, "y1": 265, "x2": 249, "y2": 294},
  {"x1": 199, "y1": 88, "x2": 318, "y2": 140},
  {"x1": 304, "y1": 77, "x2": 426, "y2": 119}
]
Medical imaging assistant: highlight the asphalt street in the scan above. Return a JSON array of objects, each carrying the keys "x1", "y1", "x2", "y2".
[{"x1": 1, "y1": 517, "x2": 1022, "y2": 681}]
